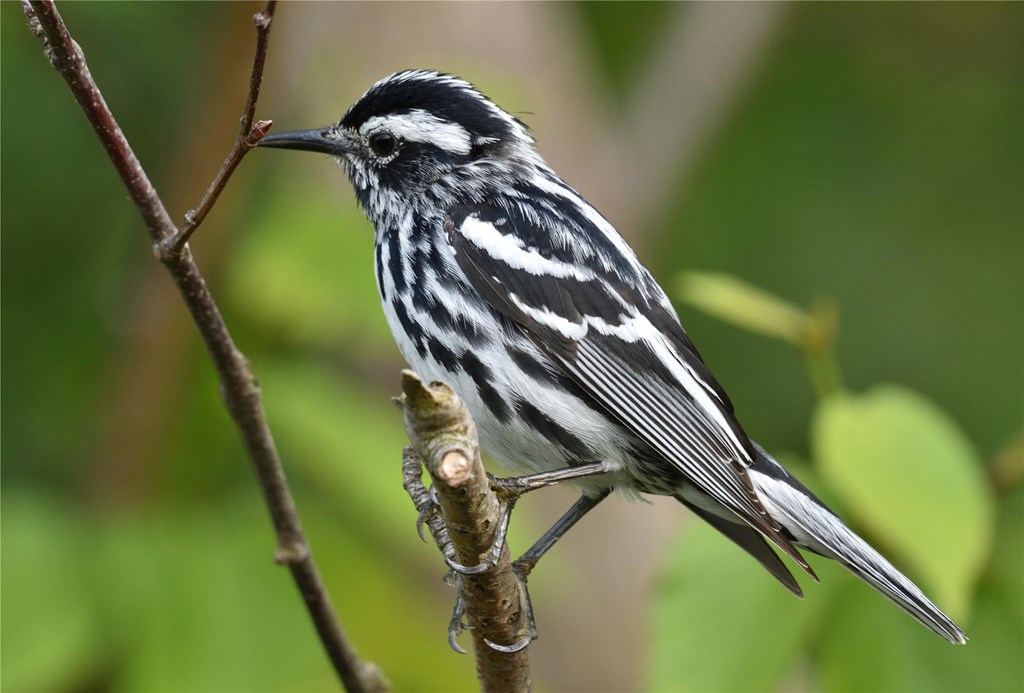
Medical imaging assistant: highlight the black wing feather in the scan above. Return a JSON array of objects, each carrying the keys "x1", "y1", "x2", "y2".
[
  {"x1": 446, "y1": 201, "x2": 815, "y2": 578},
  {"x1": 677, "y1": 496, "x2": 802, "y2": 597}
]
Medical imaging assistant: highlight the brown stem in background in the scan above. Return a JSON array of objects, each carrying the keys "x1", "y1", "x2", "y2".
[
  {"x1": 400, "y1": 371, "x2": 532, "y2": 693},
  {"x1": 22, "y1": 2, "x2": 388, "y2": 690}
]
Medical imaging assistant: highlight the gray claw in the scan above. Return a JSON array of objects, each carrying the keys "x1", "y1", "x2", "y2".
[
  {"x1": 484, "y1": 634, "x2": 532, "y2": 653},
  {"x1": 448, "y1": 630, "x2": 468, "y2": 655},
  {"x1": 445, "y1": 496, "x2": 512, "y2": 575},
  {"x1": 444, "y1": 548, "x2": 495, "y2": 575},
  {"x1": 448, "y1": 595, "x2": 469, "y2": 654},
  {"x1": 416, "y1": 507, "x2": 432, "y2": 543}
]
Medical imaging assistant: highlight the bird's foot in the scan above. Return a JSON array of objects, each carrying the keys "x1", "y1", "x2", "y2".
[
  {"x1": 487, "y1": 471, "x2": 533, "y2": 500},
  {"x1": 445, "y1": 565, "x2": 538, "y2": 655},
  {"x1": 442, "y1": 483, "x2": 517, "y2": 576},
  {"x1": 484, "y1": 563, "x2": 537, "y2": 653}
]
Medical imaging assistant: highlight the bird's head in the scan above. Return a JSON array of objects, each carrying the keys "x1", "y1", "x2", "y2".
[{"x1": 258, "y1": 70, "x2": 537, "y2": 206}]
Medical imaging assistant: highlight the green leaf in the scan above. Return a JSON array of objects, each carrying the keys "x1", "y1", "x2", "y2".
[
  {"x1": 812, "y1": 385, "x2": 995, "y2": 619},
  {"x1": 677, "y1": 271, "x2": 809, "y2": 344},
  {"x1": 650, "y1": 511, "x2": 832, "y2": 692}
]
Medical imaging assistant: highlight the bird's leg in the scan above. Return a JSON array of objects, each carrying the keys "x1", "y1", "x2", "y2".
[
  {"x1": 488, "y1": 461, "x2": 609, "y2": 498},
  {"x1": 445, "y1": 461, "x2": 609, "y2": 575},
  {"x1": 513, "y1": 488, "x2": 611, "y2": 579}
]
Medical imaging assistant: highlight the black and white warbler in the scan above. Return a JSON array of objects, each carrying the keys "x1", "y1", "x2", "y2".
[{"x1": 258, "y1": 70, "x2": 966, "y2": 646}]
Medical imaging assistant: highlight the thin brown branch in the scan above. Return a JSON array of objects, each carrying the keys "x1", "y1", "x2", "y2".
[
  {"x1": 22, "y1": 2, "x2": 388, "y2": 690},
  {"x1": 168, "y1": 0, "x2": 278, "y2": 254},
  {"x1": 400, "y1": 371, "x2": 532, "y2": 693}
]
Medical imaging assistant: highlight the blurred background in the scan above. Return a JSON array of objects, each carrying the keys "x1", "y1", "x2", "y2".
[{"x1": 2, "y1": 2, "x2": 1021, "y2": 691}]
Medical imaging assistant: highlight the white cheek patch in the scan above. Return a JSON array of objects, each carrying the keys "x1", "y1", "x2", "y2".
[{"x1": 362, "y1": 110, "x2": 472, "y2": 156}]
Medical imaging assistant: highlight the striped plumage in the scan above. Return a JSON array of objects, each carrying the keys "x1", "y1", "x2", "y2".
[{"x1": 257, "y1": 70, "x2": 966, "y2": 644}]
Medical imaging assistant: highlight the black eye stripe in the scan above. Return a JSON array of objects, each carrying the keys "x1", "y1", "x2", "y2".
[{"x1": 369, "y1": 131, "x2": 397, "y2": 157}]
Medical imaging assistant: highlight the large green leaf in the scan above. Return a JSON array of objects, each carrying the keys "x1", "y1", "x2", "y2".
[
  {"x1": 812, "y1": 385, "x2": 995, "y2": 619},
  {"x1": 650, "y1": 511, "x2": 833, "y2": 691}
]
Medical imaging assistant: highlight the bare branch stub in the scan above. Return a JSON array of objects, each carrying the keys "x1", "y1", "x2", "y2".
[
  {"x1": 400, "y1": 371, "x2": 532, "y2": 693},
  {"x1": 22, "y1": 2, "x2": 388, "y2": 690}
]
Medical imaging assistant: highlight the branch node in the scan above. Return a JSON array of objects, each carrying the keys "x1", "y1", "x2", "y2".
[
  {"x1": 253, "y1": 10, "x2": 271, "y2": 30},
  {"x1": 154, "y1": 236, "x2": 185, "y2": 266},
  {"x1": 275, "y1": 540, "x2": 310, "y2": 566}
]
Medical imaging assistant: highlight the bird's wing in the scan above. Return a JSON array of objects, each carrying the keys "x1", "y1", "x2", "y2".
[{"x1": 445, "y1": 200, "x2": 815, "y2": 577}]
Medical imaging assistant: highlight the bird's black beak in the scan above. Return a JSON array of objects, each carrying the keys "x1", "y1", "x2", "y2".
[{"x1": 256, "y1": 127, "x2": 359, "y2": 156}]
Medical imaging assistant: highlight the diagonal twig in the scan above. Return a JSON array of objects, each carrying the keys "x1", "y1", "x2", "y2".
[{"x1": 21, "y1": 2, "x2": 388, "y2": 690}]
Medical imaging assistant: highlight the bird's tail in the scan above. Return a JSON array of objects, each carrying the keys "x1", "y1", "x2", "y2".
[{"x1": 747, "y1": 443, "x2": 967, "y2": 644}]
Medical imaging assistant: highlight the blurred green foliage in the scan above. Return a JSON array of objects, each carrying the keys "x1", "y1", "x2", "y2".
[
  {"x1": 654, "y1": 3, "x2": 1023, "y2": 457},
  {"x1": 3, "y1": 2, "x2": 1021, "y2": 692},
  {"x1": 654, "y1": 273, "x2": 1019, "y2": 691},
  {"x1": 651, "y1": 457, "x2": 832, "y2": 692}
]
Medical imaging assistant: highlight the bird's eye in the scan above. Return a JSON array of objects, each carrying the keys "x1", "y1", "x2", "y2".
[{"x1": 368, "y1": 131, "x2": 397, "y2": 158}]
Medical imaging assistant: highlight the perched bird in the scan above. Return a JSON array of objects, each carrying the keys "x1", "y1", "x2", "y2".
[{"x1": 257, "y1": 70, "x2": 966, "y2": 645}]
